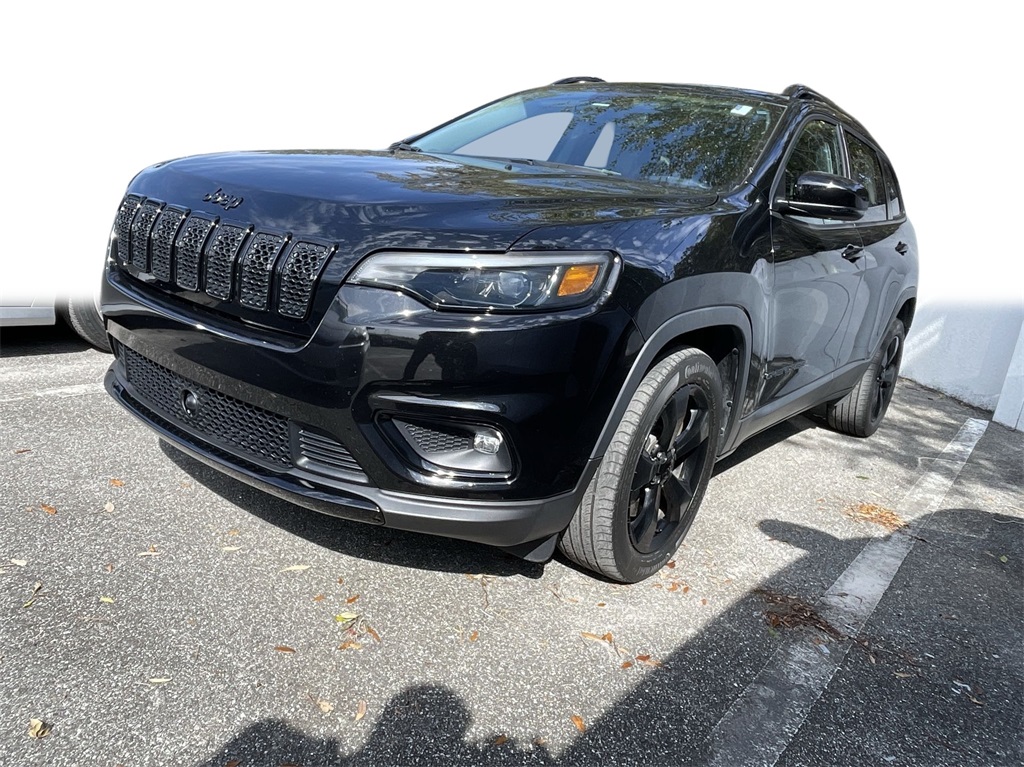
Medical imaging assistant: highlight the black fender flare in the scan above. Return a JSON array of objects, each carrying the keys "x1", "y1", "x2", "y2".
[{"x1": 589, "y1": 306, "x2": 753, "y2": 463}]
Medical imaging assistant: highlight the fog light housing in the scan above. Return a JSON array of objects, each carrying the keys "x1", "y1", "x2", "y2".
[{"x1": 386, "y1": 418, "x2": 513, "y2": 480}]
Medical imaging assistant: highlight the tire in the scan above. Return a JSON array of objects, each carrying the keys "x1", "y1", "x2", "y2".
[
  {"x1": 827, "y1": 318, "x2": 905, "y2": 438},
  {"x1": 559, "y1": 348, "x2": 722, "y2": 583},
  {"x1": 59, "y1": 295, "x2": 111, "y2": 353}
]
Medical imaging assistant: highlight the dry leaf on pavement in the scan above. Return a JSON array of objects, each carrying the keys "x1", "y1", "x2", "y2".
[
  {"x1": 571, "y1": 715, "x2": 586, "y2": 732},
  {"x1": 40, "y1": 504, "x2": 57, "y2": 515},
  {"x1": 28, "y1": 718, "x2": 51, "y2": 739},
  {"x1": 109, "y1": 478, "x2": 125, "y2": 487},
  {"x1": 274, "y1": 646, "x2": 296, "y2": 653},
  {"x1": 279, "y1": 565, "x2": 311, "y2": 573},
  {"x1": 355, "y1": 700, "x2": 367, "y2": 721}
]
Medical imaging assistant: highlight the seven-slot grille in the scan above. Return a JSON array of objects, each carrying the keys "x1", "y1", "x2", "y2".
[
  {"x1": 113, "y1": 193, "x2": 335, "y2": 322},
  {"x1": 119, "y1": 344, "x2": 364, "y2": 480}
]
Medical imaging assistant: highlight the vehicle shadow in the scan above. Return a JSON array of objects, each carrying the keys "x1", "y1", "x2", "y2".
[
  {"x1": 158, "y1": 441, "x2": 545, "y2": 580},
  {"x1": 192, "y1": 507, "x2": 1023, "y2": 767}
]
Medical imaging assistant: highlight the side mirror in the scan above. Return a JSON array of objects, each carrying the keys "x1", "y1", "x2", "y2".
[{"x1": 776, "y1": 172, "x2": 869, "y2": 221}]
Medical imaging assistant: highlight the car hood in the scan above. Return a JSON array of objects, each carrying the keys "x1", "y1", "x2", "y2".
[{"x1": 128, "y1": 149, "x2": 715, "y2": 252}]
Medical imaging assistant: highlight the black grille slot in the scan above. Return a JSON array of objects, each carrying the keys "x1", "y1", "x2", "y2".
[
  {"x1": 403, "y1": 422, "x2": 474, "y2": 453},
  {"x1": 239, "y1": 233, "x2": 286, "y2": 310},
  {"x1": 297, "y1": 430, "x2": 366, "y2": 477},
  {"x1": 120, "y1": 345, "x2": 291, "y2": 467},
  {"x1": 204, "y1": 224, "x2": 249, "y2": 300},
  {"x1": 130, "y1": 200, "x2": 164, "y2": 272},
  {"x1": 149, "y1": 206, "x2": 188, "y2": 282},
  {"x1": 278, "y1": 241, "x2": 334, "y2": 319},
  {"x1": 174, "y1": 215, "x2": 217, "y2": 291},
  {"x1": 115, "y1": 195, "x2": 143, "y2": 265}
]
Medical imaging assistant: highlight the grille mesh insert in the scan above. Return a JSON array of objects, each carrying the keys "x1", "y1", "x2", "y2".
[
  {"x1": 174, "y1": 215, "x2": 216, "y2": 291},
  {"x1": 278, "y1": 242, "x2": 333, "y2": 319},
  {"x1": 239, "y1": 233, "x2": 286, "y2": 310},
  {"x1": 115, "y1": 195, "x2": 142, "y2": 265},
  {"x1": 149, "y1": 207, "x2": 188, "y2": 282},
  {"x1": 130, "y1": 201, "x2": 163, "y2": 271},
  {"x1": 204, "y1": 224, "x2": 248, "y2": 300}
]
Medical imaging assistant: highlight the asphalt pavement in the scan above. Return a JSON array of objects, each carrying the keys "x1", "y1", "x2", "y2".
[{"x1": 2, "y1": 323, "x2": 1021, "y2": 767}]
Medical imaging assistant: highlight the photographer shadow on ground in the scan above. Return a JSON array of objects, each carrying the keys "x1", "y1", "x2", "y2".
[{"x1": 195, "y1": 507, "x2": 1022, "y2": 767}]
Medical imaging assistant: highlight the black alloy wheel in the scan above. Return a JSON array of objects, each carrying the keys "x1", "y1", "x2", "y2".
[
  {"x1": 827, "y1": 319, "x2": 906, "y2": 438},
  {"x1": 558, "y1": 347, "x2": 722, "y2": 583},
  {"x1": 628, "y1": 384, "x2": 712, "y2": 554}
]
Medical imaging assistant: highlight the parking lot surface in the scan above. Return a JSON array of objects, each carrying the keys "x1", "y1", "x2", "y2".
[{"x1": 2, "y1": 324, "x2": 1022, "y2": 766}]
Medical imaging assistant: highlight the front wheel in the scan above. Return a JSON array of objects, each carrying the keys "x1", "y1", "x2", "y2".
[
  {"x1": 559, "y1": 348, "x2": 722, "y2": 583},
  {"x1": 59, "y1": 294, "x2": 111, "y2": 353}
]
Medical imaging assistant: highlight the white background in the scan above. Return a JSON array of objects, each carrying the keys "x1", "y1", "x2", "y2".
[{"x1": 3, "y1": 1, "x2": 1021, "y2": 418}]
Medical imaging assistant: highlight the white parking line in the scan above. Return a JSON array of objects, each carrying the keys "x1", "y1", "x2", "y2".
[
  {"x1": 707, "y1": 417, "x2": 989, "y2": 767},
  {"x1": 0, "y1": 382, "x2": 105, "y2": 404}
]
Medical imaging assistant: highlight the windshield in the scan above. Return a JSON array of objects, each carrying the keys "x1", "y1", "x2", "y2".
[{"x1": 412, "y1": 86, "x2": 782, "y2": 192}]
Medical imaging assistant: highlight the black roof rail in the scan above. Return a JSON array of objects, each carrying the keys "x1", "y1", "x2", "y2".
[
  {"x1": 552, "y1": 76, "x2": 605, "y2": 85},
  {"x1": 783, "y1": 83, "x2": 846, "y2": 113}
]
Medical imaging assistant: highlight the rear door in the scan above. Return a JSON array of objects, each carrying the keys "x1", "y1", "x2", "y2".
[{"x1": 844, "y1": 130, "x2": 916, "y2": 361}]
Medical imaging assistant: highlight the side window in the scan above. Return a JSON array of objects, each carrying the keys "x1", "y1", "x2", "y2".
[
  {"x1": 845, "y1": 133, "x2": 887, "y2": 223},
  {"x1": 881, "y1": 156, "x2": 904, "y2": 218},
  {"x1": 783, "y1": 120, "x2": 845, "y2": 199}
]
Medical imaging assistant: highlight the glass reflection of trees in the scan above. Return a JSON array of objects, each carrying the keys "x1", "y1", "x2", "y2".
[{"x1": 412, "y1": 87, "x2": 783, "y2": 194}]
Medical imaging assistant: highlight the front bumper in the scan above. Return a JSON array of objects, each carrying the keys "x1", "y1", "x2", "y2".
[{"x1": 102, "y1": 269, "x2": 636, "y2": 553}]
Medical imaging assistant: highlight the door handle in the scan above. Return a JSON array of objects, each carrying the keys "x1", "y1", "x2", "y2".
[
  {"x1": 895, "y1": 241, "x2": 909, "y2": 255},
  {"x1": 841, "y1": 244, "x2": 864, "y2": 262}
]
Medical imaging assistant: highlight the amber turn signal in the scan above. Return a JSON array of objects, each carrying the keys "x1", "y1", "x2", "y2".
[{"x1": 557, "y1": 264, "x2": 601, "y2": 297}]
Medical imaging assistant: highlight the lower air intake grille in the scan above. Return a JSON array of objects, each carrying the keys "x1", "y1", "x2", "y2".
[
  {"x1": 297, "y1": 430, "x2": 365, "y2": 476},
  {"x1": 121, "y1": 346, "x2": 292, "y2": 467},
  {"x1": 402, "y1": 422, "x2": 474, "y2": 453}
]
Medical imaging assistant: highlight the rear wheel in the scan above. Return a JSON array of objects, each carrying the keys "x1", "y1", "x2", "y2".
[
  {"x1": 59, "y1": 295, "x2": 111, "y2": 352},
  {"x1": 827, "y1": 318, "x2": 905, "y2": 437},
  {"x1": 559, "y1": 348, "x2": 722, "y2": 583}
]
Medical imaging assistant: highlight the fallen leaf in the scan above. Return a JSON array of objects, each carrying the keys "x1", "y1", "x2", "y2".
[
  {"x1": 10, "y1": 559, "x2": 27, "y2": 567},
  {"x1": 338, "y1": 640, "x2": 363, "y2": 651},
  {"x1": 667, "y1": 561, "x2": 676, "y2": 569},
  {"x1": 355, "y1": 700, "x2": 367, "y2": 721},
  {"x1": 596, "y1": 602, "x2": 606, "y2": 607},
  {"x1": 312, "y1": 594, "x2": 326, "y2": 603},
  {"x1": 225, "y1": 760, "x2": 242, "y2": 767},
  {"x1": 701, "y1": 598, "x2": 708, "y2": 606},
  {"x1": 100, "y1": 596, "x2": 115, "y2": 604},
  {"x1": 109, "y1": 478, "x2": 125, "y2": 487},
  {"x1": 967, "y1": 695, "x2": 985, "y2": 706},
  {"x1": 148, "y1": 677, "x2": 171, "y2": 684},
  {"x1": 346, "y1": 595, "x2": 360, "y2": 604},
  {"x1": 999, "y1": 555, "x2": 1009, "y2": 563},
  {"x1": 621, "y1": 661, "x2": 634, "y2": 670},
  {"x1": 137, "y1": 550, "x2": 160, "y2": 557},
  {"x1": 40, "y1": 504, "x2": 57, "y2": 515},
  {"x1": 635, "y1": 655, "x2": 663, "y2": 668},
  {"x1": 365, "y1": 625, "x2": 382, "y2": 643},
  {"x1": 667, "y1": 582, "x2": 680, "y2": 592},
  {"x1": 856, "y1": 475, "x2": 870, "y2": 480},
  {"x1": 274, "y1": 646, "x2": 296, "y2": 653},
  {"x1": 14, "y1": 448, "x2": 32, "y2": 454},
  {"x1": 843, "y1": 502, "x2": 904, "y2": 531},
  {"x1": 601, "y1": 632, "x2": 613, "y2": 643},
  {"x1": 221, "y1": 546, "x2": 241, "y2": 552},
  {"x1": 469, "y1": 630, "x2": 479, "y2": 642},
  {"x1": 571, "y1": 714, "x2": 586, "y2": 732},
  {"x1": 279, "y1": 565, "x2": 311, "y2": 573},
  {"x1": 337, "y1": 577, "x2": 345, "y2": 584},
  {"x1": 227, "y1": 529, "x2": 239, "y2": 536},
  {"x1": 105, "y1": 563, "x2": 115, "y2": 573},
  {"x1": 493, "y1": 734, "x2": 508, "y2": 746},
  {"x1": 28, "y1": 718, "x2": 50, "y2": 739},
  {"x1": 317, "y1": 699, "x2": 334, "y2": 714},
  {"x1": 103, "y1": 502, "x2": 115, "y2": 513},
  {"x1": 894, "y1": 671, "x2": 914, "y2": 678},
  {"x1": 334, "y1": 612, "x2": 359, "y2": 623}
]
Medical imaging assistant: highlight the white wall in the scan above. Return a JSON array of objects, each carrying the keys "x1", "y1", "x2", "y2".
[{"x1": 4, "y1": 1, "x2": 1020, "y2": 423}]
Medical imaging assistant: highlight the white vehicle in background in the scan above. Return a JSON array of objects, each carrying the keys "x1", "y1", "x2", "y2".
[{"x1": 1, "y1": 291, "x2": 110, "y2": 352}]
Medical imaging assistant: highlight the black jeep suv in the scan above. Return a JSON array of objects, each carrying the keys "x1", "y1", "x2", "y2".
[{"x1": 101, "y1": 79, "x2": 917, "y2": 582}]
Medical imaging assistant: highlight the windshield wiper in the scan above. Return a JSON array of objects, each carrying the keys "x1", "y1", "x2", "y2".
[{"x1": 389, "y1": 141, "x2": 422, "y2": 153}]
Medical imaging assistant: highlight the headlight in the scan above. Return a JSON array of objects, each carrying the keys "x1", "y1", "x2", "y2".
[{"x1": 347, "y1": 251, "x2": 619, "y2": 312}]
